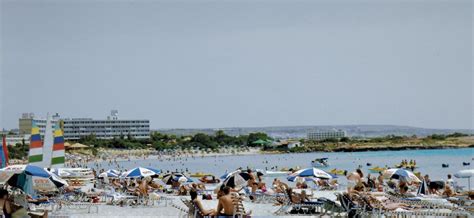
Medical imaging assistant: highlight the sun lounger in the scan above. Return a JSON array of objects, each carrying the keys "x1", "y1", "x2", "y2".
[
  {"x1": 318, "y1": 197, "x2": 345, "y2": 217},
  {"x1": 231, "y1": 193, "x2": 251, "y2": 217},
  {"x1": 273, "y1": 190, "x2": 324, "y2": 215}
]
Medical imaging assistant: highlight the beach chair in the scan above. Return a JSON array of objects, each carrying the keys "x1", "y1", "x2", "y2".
[
  {"x1": 318, "y1": 197, "x2": 345, "y2": 217},
  {"x1": 336, "y1": 193, "x2": 363, "y2": 218},
  {"x1": 242, "y1": 187, "x2": 274, "y2": 204},
  {"x1": 168, "y1": 198, "x2": 189, "y2": 217},
  {"x1": 273, "y1": 189, "x2": 323, "y2": 215},
  {"x1": 231, "y1": 193, "x2": 251, "y2": 217},
  {"x1": 13, "y1": 193, "x2": 56, "y2": 217}
]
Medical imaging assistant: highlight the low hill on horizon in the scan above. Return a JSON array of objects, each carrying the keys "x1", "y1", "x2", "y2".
[{"x1": 154, "y1": 125, "x2": 474, "y2": 139}]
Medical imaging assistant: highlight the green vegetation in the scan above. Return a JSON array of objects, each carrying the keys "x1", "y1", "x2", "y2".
[
  {"x1": 77, "y1": 130, "x2": 270, "y2": 152},
  {"x1": 266, "y1": 132, "x2": 473, "y2": 153},
  {"x1": 8, "y1": 139, "x2": 28, "y2": 160}
]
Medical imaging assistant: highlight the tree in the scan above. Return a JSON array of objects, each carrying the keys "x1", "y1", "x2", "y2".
[{"x1": 247, "y1": 132, "x2": 270, "y2": 146}]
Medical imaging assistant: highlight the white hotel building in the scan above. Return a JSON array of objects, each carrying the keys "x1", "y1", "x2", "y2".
[
  {"x1": 307, "y1": 129, "x2": 346, "y2": 141},
  {"x1": 19, "y1": 111, "x2": 151, "y2": 140}
]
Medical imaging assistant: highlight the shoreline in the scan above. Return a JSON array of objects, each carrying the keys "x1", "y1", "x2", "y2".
[
  {"x1": 308, "y1": 143, "x2": 474, "y2": 153},
  {"x1": 89, "y1": 144, "x2": 473, "y2": 163}
]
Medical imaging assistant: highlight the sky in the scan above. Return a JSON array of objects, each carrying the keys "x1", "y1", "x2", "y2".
[{"x1": 1, "y1": 0, "x2": 473, "y2": 130}]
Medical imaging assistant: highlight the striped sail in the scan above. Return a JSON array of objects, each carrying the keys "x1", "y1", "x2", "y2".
[
  {"x1": 42, "y1": 116, "x2": 54, "y2": 168},
  {"x1": 51, "y1": 124, "x2": 65, "y2": 168},
  {"x1": 28, "y1": 121, "x2": 43, "y2": 165}
]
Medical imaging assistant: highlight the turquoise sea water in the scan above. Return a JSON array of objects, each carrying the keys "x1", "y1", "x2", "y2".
[{"x1": 92, "y1": 148, "x2": 474, "y2": 188}]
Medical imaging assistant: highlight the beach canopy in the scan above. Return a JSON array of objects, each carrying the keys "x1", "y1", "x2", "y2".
[
  {"x1": 251, "y1": 139, "x2": 271, "y2": 145},
  {"x1": 68, "y1": 143, "x2": 89, "y2": 149},
  {"x1": 121, "y1": 167, "x2": 160, "y2": 178},
  {"x1": 287, "y1": 167, "x2": 333, "y2": 182},
  {"x1": 383, "y1": 168, "x2": 421, "y2": 183},
  {"x1": 0, "y1": 165, "x2": 68, "y2": 193},
  {"x1": 99, "y1": 169, "x2": 121, "y2": 178},
  {"x1": 222, "y1": 171, "x2": 251, "y2": 188},
  {"x1": 162, "y1": 173, "x2": 193, "y2": 184}
]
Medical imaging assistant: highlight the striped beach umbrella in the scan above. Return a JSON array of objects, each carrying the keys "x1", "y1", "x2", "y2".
[
  {"x1": 383, "y1": 168, "x2": 420, "y2": 183},
  {"x1": 287, "y1": 167, "x2": 333, "y2": 182},
  {"x1": 222, "y1": 172, "x2": 251, "y2": 188},
  {"x1": 99, "y1": 169, "x2": 121, "y2": 178},
  {"x1": 121, "y1": 167, "x2": 160, "y2": 178},
  {"x1": 161, "y1": 173, "x2": 193, "y2": 184}
]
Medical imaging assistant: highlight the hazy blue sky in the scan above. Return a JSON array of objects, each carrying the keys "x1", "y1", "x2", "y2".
[{"x1": 1, "y1": 0, "x2": 472, "y2": 130}]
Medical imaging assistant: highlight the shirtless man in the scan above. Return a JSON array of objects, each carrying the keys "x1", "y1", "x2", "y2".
[{"x1": 217, "y1": 186, "x2": 235, "y2": 216}]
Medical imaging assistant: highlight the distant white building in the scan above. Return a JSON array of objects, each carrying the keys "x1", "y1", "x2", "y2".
[
  {"x1": 287, "y1": 141, "x2": 302, "y2": 149},
  {"x1": 307, "y1": 129, "x2": 346, "y2": 141},
  {"x1": 19, "y1": 111, "x2": 151, "y2": 140},
  {"x1": 62, "y1": 110, "x2": 150, "y2": 140},
  {"x1": 5, "y1": 135, "x2": 30, "y2": 146}
]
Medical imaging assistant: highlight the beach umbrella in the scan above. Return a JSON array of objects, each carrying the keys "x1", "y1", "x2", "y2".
[
  {"x1": 50, "y1": 168, "x2": 73, "y2": 177},
  {"x1": 161, "y1": 173, "x2": 193, "y2": 184},
  {"x1": 220, "y1": 170, "x2": 240, "y2": 180},
  {"x1": 1, "y1": 165, "x2": 67, "y2": 193},
  {"x1": 49, "y1": 172, "x2": 68, "y2": 188},
  {"x1": 287, "y1": 167, "x2": 333, "y2": 182},
  {"x1": 121, "y1": 167, "x2": 160, "y2": 178},
  {"x1": 417, "y1": 179, "x2": 428, "y2": 196},
  {"x1": 99, "y1": 169, "x2": 120, "y2": 178},
  {"x1": 222, "y1": 172, "x2": 251, "y2": 188},
  {"x1": 454, "y1": 169, "x2": 474, "y2": 190},
  {"x1": 287, "y1": 176, "x2": 318, "y2": 182},
  {"x1": 383, "y1": 168, "x2": 421, "y2": 183}
]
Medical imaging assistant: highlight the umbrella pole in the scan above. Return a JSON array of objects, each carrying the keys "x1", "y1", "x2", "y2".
[{"x1": 469, "y1": 177, "x2": 471, "y2": 191}]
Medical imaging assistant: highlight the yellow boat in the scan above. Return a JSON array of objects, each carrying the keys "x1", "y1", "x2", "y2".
[
  {"x1": 369, "y1": 166, "x2": 387, "y2": 173},
  {"x1": 190, "y1": 172, "x2": 211, "y2": 177},
  {"x1": 329, "y1": 168, "x2": 346, "y2": 175}
]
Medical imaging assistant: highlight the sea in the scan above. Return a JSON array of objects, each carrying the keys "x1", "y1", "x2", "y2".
[{"x1": 89, "y1": 148, "x2": 474, "y2": 189}]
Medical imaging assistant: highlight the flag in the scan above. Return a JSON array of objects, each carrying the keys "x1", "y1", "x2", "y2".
[{"x1": 0, "y1": 135, "x2": 7, "y2": 168}]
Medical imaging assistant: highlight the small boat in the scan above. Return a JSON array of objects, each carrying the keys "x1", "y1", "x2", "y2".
[
  {"x1": 190, "y1": 172, "x2": 211, "y2": 177},
  {"x1": 198, "y1": 175, "x2": 220, "y2": 184},
  {"x1": 366, "y1": 163, "x2": 372, "y2": 166},
  {"x1": 442, "y1": 164, "x2": 449, "y2": 168},
  {"x1": 369, "y1": 166, "x2": 387, "y2": 173},
  {"x1": 329, "y1": 168, "x2": 346, "y2": 176},
  {"x1": 463, "y1": 162, "x2": 470, "y2": 166},
  {"x1": 311, "y1": 158, "x2": 329, "y2": 168}
]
